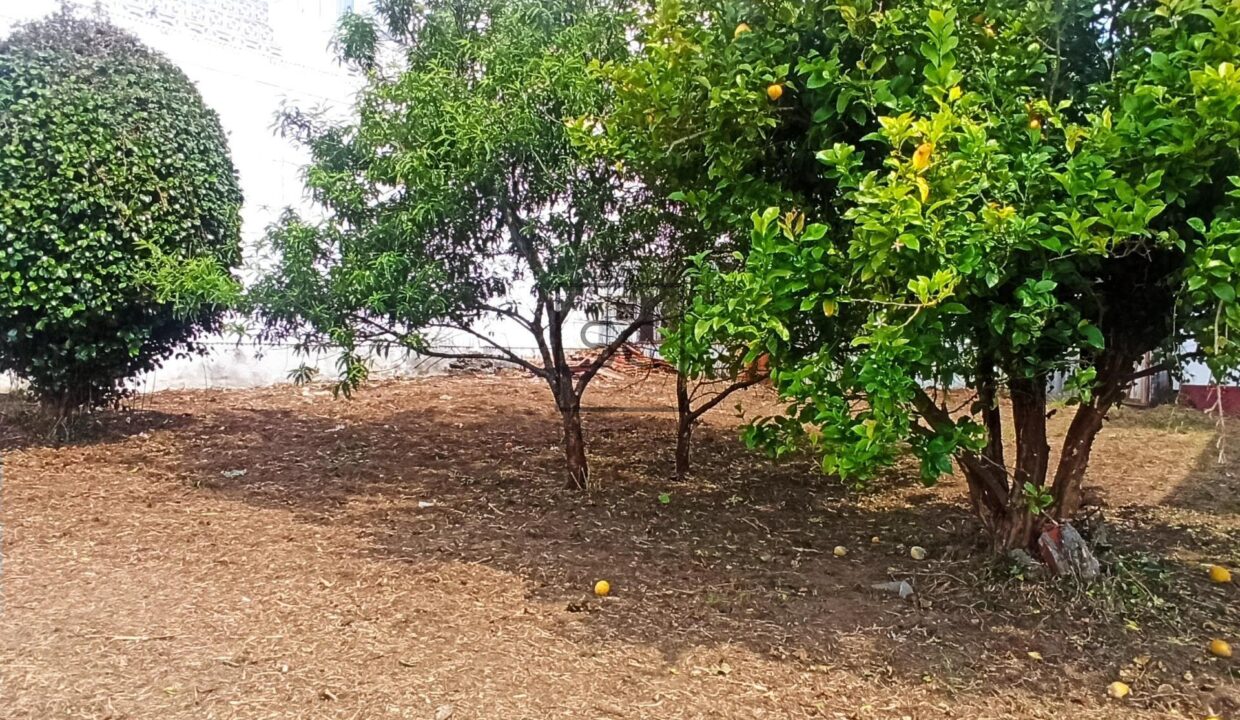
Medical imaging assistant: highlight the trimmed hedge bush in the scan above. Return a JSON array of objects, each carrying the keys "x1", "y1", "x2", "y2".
[{"x1": 0, "y1": 13, "x2": 242, "y2": 409}]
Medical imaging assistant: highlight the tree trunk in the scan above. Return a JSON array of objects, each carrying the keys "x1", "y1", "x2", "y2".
[
  {"x1": 561, "y1": 402, "x2": 589, "y2": 490},
  {"x1": 1050, "y1": 347, "x2": 1134, "y2": 519},
  {"x1": 994, "y1": 375, "x2": 1049, "y2": 550},
  {"x1": 1009, "y1": 375, "x2": 1050, "y2": 491},
  {"x1": 972, "y1": 355, "x2": 1005, "y2": 515},
  {"x1": 958, "y1": 458, "x2": 1039, "y2": 552},
  {"x1": 675, "y1": 373, "x2": 693, "y2": 481},
  {"x1": 674, "y1": 421, "x2": 693, "y2": 481},
  {"x1": 956, "y1": 375, "x2": 1049, "y2": 553}
]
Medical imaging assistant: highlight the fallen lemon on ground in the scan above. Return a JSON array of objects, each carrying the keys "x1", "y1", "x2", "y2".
[
  {"x1": 1107, "y1": 681, "x2": 1130, "y2": 699},
  {"x1": 1209, "y1": 639, "x2": 1232, "y2": 658},
  {"x1": 767, "y1": 84, "x2": 783, "y2": 101},
  {"x1": 594, "y1": 580, "x2": 610, "y2": 597},
  {"x1": 1208, "y1": 564, "x2": 1231, "y2": 583},
  {"x1": 833, "y1": 545, "x2": 848, "y2": 557},
  {"x1": 910, "y1": 546, "x2": 928, "y2": 560}
]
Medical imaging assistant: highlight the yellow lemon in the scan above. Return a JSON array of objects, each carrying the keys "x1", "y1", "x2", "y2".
[
  {"x1": 1029, "y1": 117, "x2": 1042, "y2": 130},
  {"x1": 1107, "y1": 681, "x2": 1130, "y2": 699},
  {"x1": 1209, "y1": 639, "x2": 1232, "y2": 658},
  {"x1": 833, "y1": 545, "x2": 848, "y2": 557},
  {"x1": 594, "y1": 580, "x2": 610, "y2": 597},
  {"x1": 910, "y1": 546, "x2": 928, "y2": 561},
  {"x1": 734, "y1": 23, "x2": 751, "y2": 38},
  {"x1": 1208, "y1": 564, "x2": 1231, "y2": 584},
  {"x1": 767, "y1": 84, "x2": 783, "y2": 101},
  {"x1": 912, "y1": 142, "x2": 934, "y2": 171}
]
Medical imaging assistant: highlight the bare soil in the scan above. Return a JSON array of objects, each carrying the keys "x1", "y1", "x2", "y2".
[{"x1": 1, "y1": 372, "x2": 1236, "y2": 719}]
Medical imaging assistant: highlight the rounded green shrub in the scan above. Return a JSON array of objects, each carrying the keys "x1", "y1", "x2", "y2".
[{"x1": 0, "y1": 13, "x2": 242, "y2": 410}]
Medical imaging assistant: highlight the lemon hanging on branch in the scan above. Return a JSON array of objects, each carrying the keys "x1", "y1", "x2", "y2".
[
  {"x1": 767, "y1": 83, "x2": 783, "y2": 101},
  {"x1": 912, "y1": 142, "x2": 934, "y2": 171}
]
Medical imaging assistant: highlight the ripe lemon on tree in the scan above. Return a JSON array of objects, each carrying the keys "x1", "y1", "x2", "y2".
[
  {"x1": 912, "y1": 142, "x2": 934, "y2": 171},
  {"x1": 767, "y1": 83, "x2": 783, "y2": 101},
  {"x1": 1208, "y1": 564, "x2": 1231, "y2": 583},
  {"x1": 593, "y1": 580, "x2": 611, "y2": 597},
  {"x1": 734, "y1": 22, "x2": 750, "y2": 39}
]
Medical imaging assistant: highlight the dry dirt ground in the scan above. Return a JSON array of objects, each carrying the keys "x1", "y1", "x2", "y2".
[{"x1": 1, "y1": 372, "x2": 1237, "y2": 719}]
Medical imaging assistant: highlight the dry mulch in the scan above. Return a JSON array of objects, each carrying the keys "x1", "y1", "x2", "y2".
[{"x1": 0, "y1": 372, "x2": 1237, "y2": 719}]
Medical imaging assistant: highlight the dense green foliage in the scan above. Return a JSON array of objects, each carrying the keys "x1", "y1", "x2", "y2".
[
  {"x1": 254, "y1": 0, "x2": 689, "y2": 487},
  {"x1": 599, "y1": 0, "x2": 1240, "y2": 548},
  {"x1": 0, "y1": 14, "x2": 242, "y2": 409}
]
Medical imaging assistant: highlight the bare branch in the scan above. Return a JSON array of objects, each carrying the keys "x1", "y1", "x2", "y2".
[
  {"x1": 686, "y1": 372, "x2": 769, "y2": 422},
  {"x1": 422, "y1": 323, "x2": 548, "y2": 377}
]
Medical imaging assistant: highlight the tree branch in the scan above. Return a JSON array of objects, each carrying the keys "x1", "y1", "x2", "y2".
[
  {"x1": 573, "y1": 313, "x2": 654, "y2": 396},
  {"x1": 911, "y1": 385, "x2": 1011, "y2": 507},
  {"x1": 686, "y1": 372, "x2": 769, "y2": 422},
  {"x1": 416, "y1": 346, "x2": 546, "y2": 377},
  {"x1": 422, "y1": 323, "x2": 548, "y2": 377},
  {"x1": 1121, "y1": 362, "x2": 1170, "y2": 384}
]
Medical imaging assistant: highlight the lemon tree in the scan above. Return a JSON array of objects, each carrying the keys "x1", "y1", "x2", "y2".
[
  {"x1": 578, "y1": 0, "x2": 873, "y2": 477},
  {"x1": 609, "y1": 0, "x2": 1240, "y2": 550}
]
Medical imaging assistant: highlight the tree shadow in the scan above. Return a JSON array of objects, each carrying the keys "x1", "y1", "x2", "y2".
[
  {"x1": 156, "y1": 385, "x2": 1164, "y2": 702},
  {"x1": 0, "y1": 394, "x2": 193, "y2": 453},
  {"x1": 1158, "y1": 427, "x2": 1240, "y2": 518}
]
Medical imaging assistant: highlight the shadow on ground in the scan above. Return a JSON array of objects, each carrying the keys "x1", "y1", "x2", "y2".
[{"x1": 125, "y1": 378, "x2": 1232, "y2": 708}]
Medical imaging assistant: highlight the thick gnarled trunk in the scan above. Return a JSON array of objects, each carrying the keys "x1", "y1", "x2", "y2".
[{"x1": 951, "y1": 347, "x2": 1137, "y2": 553}]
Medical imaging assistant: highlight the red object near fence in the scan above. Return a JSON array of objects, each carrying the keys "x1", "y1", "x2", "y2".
[{"x1": 1178, "y1": 384, "x2": 1240, "y2": 416}]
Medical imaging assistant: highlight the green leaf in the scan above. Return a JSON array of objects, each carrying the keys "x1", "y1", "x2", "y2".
[{"x1": 1080, "y1": 323, "x2": 1105, "y2": 349}]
